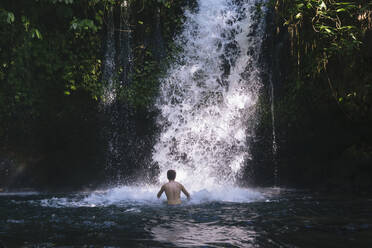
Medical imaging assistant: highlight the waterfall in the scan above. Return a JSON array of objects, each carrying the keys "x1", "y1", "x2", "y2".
[
  {"x1": 269, "y1": 73, "x2": 278, "y2": 186},
  {"x1": 118, "y1": 0, "x2": 132, "y2": 86},
  {"x1": 102, "y1": 2, "x2": 134, "y2": 183},
  {"x1": 102, "y1": 5, "x2": 116, "y2": 105},
  {"x1": 153, "y1": 0, "x2": 267, "y2": 191},
  {"x1": 102, "y1": 5, "x2": 119, "y2": 179}
]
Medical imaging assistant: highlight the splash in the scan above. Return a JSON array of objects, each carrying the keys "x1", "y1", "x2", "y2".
[
  {"x1": 153, "y1": 0, "x2": 267, "y2": 191},
  {"x1": 35, "y1": 186, "x2": 264, "y2": 208}
]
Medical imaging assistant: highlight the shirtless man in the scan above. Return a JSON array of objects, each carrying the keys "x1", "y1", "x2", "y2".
[{"x1": 157, "y1": 169, "x2": 191, "y2": 205}]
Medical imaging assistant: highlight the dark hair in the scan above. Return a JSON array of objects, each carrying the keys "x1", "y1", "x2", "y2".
[{"x1": 167, "y1": 169, "x2": 176, "y2": 180}]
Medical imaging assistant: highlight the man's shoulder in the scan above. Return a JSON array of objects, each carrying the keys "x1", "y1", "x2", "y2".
[{"x1": 175, "y1": 181, "x2": 184, "y2": 187}]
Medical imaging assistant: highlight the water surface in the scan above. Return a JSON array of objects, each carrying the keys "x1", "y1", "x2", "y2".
[{"x1": 1, "y1": 188, "x2": 371, "y2": 247}]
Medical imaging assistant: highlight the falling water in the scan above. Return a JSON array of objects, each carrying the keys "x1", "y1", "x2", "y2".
[
  {"x1": 102, "y1": 2, "x2": 134, "y2": 183},
  {"x1": 153, "y1": 0, "x2": 267, "y2": 192},
  {"x1": 102, "y1": 5, "x2": 119, "y2": 179},
  {"x1": 102, "y1": 5, "x2": 116, "y2": 105},
  {"x1": 269, "y1": 73, "x2": 278, "y2": 186}
]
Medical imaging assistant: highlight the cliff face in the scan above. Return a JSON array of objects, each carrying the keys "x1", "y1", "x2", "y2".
[
  {"x1": 249, "y1": 1, "x2": 372, "y2": 193},
  {"x1": 0, "y1": 0, "x2": 189, "y2": 191}
]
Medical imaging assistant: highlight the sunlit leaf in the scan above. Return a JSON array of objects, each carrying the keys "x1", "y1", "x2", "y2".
[
  {"x1": 7, "y1": 12, "x2": 14, "y2": 24},
  {"x1": 33, "y1": 29, "x2": 43, "y2": 39},
  {"x1": 319, "y1": 1, "x2": 327, "y2": 10}
]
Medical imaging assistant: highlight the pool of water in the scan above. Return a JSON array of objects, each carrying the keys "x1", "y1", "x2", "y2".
[{"x1": 0, "y1": 187, "x2": 371, "y2": 247}]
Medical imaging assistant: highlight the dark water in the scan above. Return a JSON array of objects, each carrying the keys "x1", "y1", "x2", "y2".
[{"x1": 1, "y1": 189, "x2": 372, "y2": 248}]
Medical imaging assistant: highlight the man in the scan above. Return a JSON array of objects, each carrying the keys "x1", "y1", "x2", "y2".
[{"x1": 157, "y1": 169, "x2": 191, "y2": 205}]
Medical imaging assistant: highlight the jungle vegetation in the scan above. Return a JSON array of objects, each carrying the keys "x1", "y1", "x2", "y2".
[
  {"x1": 0, "y1": 0, "x2": 371, "y2": 191},
  {"x1": 251, "y1": 0, "x2": 372, "y2": 192}
]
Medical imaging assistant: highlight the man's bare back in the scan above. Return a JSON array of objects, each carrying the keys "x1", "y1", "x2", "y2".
[{"x1": 157, "y1": 170, "x2": 190, "y2": 205}]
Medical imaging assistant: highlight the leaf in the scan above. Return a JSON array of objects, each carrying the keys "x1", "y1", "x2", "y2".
[
  {"x1": 295, "y1": 13, "x2": 302, "y2": 19},
  {"x1": 319, "y1": 1, "x2": 327, "y2": 10},
  {"x1": 64, "y1": 91, "x2": 71, "y2": 95},
  {"x1": 336, "y1": 8, "x2": 346, "y2": 12},
  {"x1": 71, "y1": 22, "x2": 77, "y2": 30},
  {"x1": 138, "y1": 20, "x2": 144, "y2": 25},
  {"x1": 7, "y1": 12, "x2": 14, "y2": 24},
  {"x1": 297, "y1": 3, "x2": 304, "y2": 9},
  {"x1": 334, "y1": 2, "x2": 356, "y2": 6},
  {"x1": 70, "y1": 18, "x2": 97, "y2": 32},
  {"x1": 22, "y1": 16, "x2": 30, "y2": 31},
  {"x1": 34, "y1": 29, "x2": 43, "y2": 39}
]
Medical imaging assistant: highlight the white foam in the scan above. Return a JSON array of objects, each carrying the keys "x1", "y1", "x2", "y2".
[
  {"x1": 83, "y1": 185, "x2": 159, "y2": 205},
  {"x1": 37, "y1": 185, "x2": 264, "y2": 208},
  {"x1": 189, "y1": 186, "x2": 264, "y2": 203}
]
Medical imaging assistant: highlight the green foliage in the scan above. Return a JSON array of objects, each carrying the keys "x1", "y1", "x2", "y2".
[
  {"x1": 263, "y1": 2, "x2": 372, "y2": 189},
  {"x1": 119, "y1": 50, "x2": 161, "y2": 108},
  {"x1": 31, "y1": 28, "x2": 43, "y2": 39},
  {"x1": 70, "y1": 17, "x2": 99, "y2": 33},
  {"x1": 0, "y1": 0, "x2": 105, "y2": 147},
  {"x1": 105, "y1": 0, "x2": 187, "y2": 109},
  {"x1": 280, "y1": 0, "x2": 366, "y2": 59},
  {"x1": 157, "y1": 0, "x2": 172, "y2": 9},
  {"x1": 0, "y1": 0, "x2": 193, "y2": 188},
  {"x1": 0, "y1": 9, "x2": 15, "y2": 24},
  {"x1": 273, "y1": 0, "x2": 372, "y2": 122},
  {"x1": 0, "y1": 0, "x2": 189, "y2": 146}
]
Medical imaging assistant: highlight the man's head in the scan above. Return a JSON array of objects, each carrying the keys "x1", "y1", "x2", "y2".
[{"x1": 167, "y1": 169, "x2": 176, "y2": 181}]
